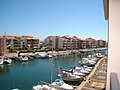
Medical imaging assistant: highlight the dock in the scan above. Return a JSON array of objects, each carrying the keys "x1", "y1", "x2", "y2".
[{"x1": 76, "y1": 57, "x2": 107, "y2": 90}]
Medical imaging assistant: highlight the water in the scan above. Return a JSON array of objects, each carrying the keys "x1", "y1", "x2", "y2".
[
  {"x1": 0, "y1": 55, "x2": 81, "y2": 90},
  {"x1": 0, "y1": 50, "x2": 107, "y2": 90}
]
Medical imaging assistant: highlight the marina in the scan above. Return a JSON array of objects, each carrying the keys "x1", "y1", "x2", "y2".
[{"x1": 0, "y1": 49, "x2": 107, "y2": 90}]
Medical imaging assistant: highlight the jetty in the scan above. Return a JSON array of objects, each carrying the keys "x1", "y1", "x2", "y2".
[{"x1": 76, "y1": 57, "x2": 107, "y2": 90}]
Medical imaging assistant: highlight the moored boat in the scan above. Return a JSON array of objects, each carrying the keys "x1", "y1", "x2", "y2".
[
  {"x1": 3, "y1": 56, "x2": 12, "y2": 64},
  {"x1": 59, "y1": 70, "x2": 84, "y2": 86},
  {"x1": 17, "y1": 53, "x2": 28, "y2": 62}
]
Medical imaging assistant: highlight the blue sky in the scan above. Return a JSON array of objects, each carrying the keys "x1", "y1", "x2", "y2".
[{"x1": 0, "y1": 0, "x2": 108, "y2": 41}]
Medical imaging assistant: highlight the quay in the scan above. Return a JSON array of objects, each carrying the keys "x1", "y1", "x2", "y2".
[
  {"x1": 2, "y1": 47, "x2": 107, "y2": 58},
  {"x1": 76, "y1": 57, "x2": 107, "y2": 90}
]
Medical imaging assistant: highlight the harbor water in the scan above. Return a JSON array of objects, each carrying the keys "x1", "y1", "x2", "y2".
[
  {"x1": 0, "y1": 50, "x2": 107, "y2": 90},
  {"x1": 0, "y1": 55, "x2": 81, "y2": 90}
]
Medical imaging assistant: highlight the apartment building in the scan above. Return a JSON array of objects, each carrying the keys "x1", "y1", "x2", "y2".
[
  {"x1": 86, "y1": 38, "x2": 97, "y2": 48},
  {"x1": 20, "y1": 36, "x2": 39, "y2": 49},
  {"x1": 44, "y1": 35, "x2": 89, "y2": 50},
  {"x1": 3, "y1": 35, "x2": 21, "y2": 50},
  {"x1": 0, "y1": 36, "x2": 4, "y2": 55},
  {"x1": 97, "y1": 40, "x2": 107, "y2": 47}
]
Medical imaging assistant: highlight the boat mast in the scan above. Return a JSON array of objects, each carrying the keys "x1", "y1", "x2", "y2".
[{"x1": 50, "y1": 38, "x2": 53, "y2": 84}]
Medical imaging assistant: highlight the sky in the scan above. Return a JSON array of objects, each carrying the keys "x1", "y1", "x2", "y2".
[{"x1": 0, "y1": 0, "x2": 108, "y2": 41}]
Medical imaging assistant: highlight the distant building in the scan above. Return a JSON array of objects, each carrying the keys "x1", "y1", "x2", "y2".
[
  {"x1": 86, "y1": 38, "x2": 97, "y2": 48},
  {"x1": 3, "y1": 35, "x2": 21, "y2": 50},
  {"x1": 44, "y1": 36, "x2": 62, "y2": 50},
  {"x1": 39, "y1": 42, "x2": 47, "y2": 49},
  {"x1": 72, "y1": 36, "x2": 84, "y2": 49},
  {"x1": 20, "y1": 36, "x2": 39, "y2": 49},
  {"x1": 0, "y1": 36, "x2": 4, "y2": 55},
  {"x1": 97, "y1": 40, "x2": 107, "y2": 47},
  {"x1": 44, "y1": 35, "x2": 86, "y2": 50}
]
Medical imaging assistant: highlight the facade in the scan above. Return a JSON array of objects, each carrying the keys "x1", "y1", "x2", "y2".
[
  {"x1": 86, "y1": 38, "x2": 97, "y2": 48},
  {"x1": 20, "y1": 36, "x2": 39, "y2": 49},
  {"x1": 44, "y1": 35, "x2": 105, "y2": 50},
  {"x1": 0, "y1": 35, "x2": 39, "y2": 53},
  {"x1": 103, "y1": 0, "x2": 120, "y2": 90},
  {"x1": 44, "y1": 36, "x2": 63, "y2": 50},
  {"x1": 0, "y1": 36, "x2": 4, "y2": 55},
  {"x1": 3, "y1": 35, "x2": 21, "y2": 51},
  {"x1": 97, "y1": 40, "x2": 107, "y2": 48}
]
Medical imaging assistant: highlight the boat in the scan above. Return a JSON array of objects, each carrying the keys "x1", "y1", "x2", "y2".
[
  {"x1": 59, "y1": 70, "x2": 84, "y2": 86},
  {"x1": 46, "y1": 54, "x2": 52, "y2": 58},
  {"x1": 32, "y1": 84, "x2": 54, "y2": 90},
  {"x1": 51, "y1": 79, "x2": 74, "y2": 90},
  {"x1": 33, "y1": 53, "x2": 41, "y2": 58},
  {"x1": 0, "y1": 57, "x2": 4, "y2": 65},
  {"x1": 3, "y1": 56, "x2": 12, "y2": 64},
  {"x1": 34, "y1": 53, "x2": 48, "y2": 59},
  {"x1": 17, "y1": 53, "x2": 28, "y2": 62},
  {"x1": 96, "y1": 53, "x2": 104, "y2": 58}
]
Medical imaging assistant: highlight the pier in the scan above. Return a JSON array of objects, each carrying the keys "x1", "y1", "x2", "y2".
[{"x1": 76, "y1": 57, "x2": 107, "y2": 90}]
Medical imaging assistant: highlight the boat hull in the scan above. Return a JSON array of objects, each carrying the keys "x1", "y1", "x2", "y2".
[{"x1": 62, "y1": 78, "x2": 84, "y2": 86}]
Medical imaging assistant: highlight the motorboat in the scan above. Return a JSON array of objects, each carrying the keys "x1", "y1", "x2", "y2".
[
  {"x1": 17, "y1": 53, "x2": 28, "y2": 62},
  {"x1": 96, "y1": 53, "x2": 104, "y2": 58},
  {"x1": 3, "y1": 57, "x2": 12, "y2": 64},
  {"x1": 46, "y1": 54, "x2": 52, "y2": 58},
  {"x1": 51, "y1": 79, "x2": 74, "y2": 90},
  {"x1": 32, "y1": 85, "x2": 54, "y2": 90}
]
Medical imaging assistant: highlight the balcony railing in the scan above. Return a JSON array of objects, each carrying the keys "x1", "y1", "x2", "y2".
[{"x1": 110, "y1": 72, "x2": 120, "y2": 90}]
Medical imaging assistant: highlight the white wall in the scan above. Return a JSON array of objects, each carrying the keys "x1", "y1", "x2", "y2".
[{"x1": 107, "y1": 0, "x2": 120, "y2": 90}]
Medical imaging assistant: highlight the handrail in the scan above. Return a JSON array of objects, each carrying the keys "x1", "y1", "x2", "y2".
[{"x1": 110, "y1": 72, "x2": 120, "y2": 90}]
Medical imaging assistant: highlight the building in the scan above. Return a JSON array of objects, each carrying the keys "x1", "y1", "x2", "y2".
[
  {"x1": 20, "y1": 36, "x2": 39, "y2": 49},
  {"x1": 3, "y1": 35, "x2": 21, "y2": 52},
  {"x1": 86, "y1": 38, "x2": 97, "y2": 48},
  {"x1": 72, "y1": 36, "x2": 83, "y2": 49},
  {"x1": 97, "y1": 40, "x2": 107, "y2": 48},
  {"x1": 0, "y1": 36, "x2": 4, "y2": 55},
  {"x1": 44, "y1": 35, "x2": 89, "y2": 50},
  {"x1": 44, "y1": 36, "x2": 64, "y2": 50},
  {"x1": 103, "y1": 0, "x2": 120, "y2": 90}
]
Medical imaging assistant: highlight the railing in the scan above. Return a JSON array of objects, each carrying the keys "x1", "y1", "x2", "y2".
[{"x1": 110, "y1": 72, "x2": 120, "y2": 90}]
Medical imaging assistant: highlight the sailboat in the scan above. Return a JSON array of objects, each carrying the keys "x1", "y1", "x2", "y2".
[
  {"x1": 51, "y1": 59, "x2": 74, "y2": 90},
  {"x1": 32, "y1": 40, "x2": 56, "y2": 90},
  {"x1": 58, "y1": 51, "x2": 85, "y2": 86},
  {"x1": 32, "y1": 39, "x2": 74, "y2": 90}
]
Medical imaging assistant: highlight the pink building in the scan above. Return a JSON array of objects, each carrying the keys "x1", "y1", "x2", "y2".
[{"x1": 0, "y1": 36, "x2": 4, "y2": 55}]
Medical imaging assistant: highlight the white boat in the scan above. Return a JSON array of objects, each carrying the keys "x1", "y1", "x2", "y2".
[
  {"x1": 51, "y1": 79, "x2": 74, "y2": 90},
  {"x1": 18, "y1": 56, "x2": 28, "y2": 62},
  {"x1": 17, "y1": 53, "x2": 28, "y2": 62},
  {"x1": 0, "y1": 57, "x2": 4, "y2": 65},
  {"x1": 32, "y1": 85, "x2": 54, "y2": 90},
  {"x1": 39, "y1": 53, "x2": 47, "y2": 58},
  {"x1": 3, "y1": 57, "x2": 12, "y2": 64},
  {"x1": 96, "y1": 53, "x2": 104, "y2": 58},
  {"x1": 46, "y1": 54, "x2": 52, "y2": 58}
]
